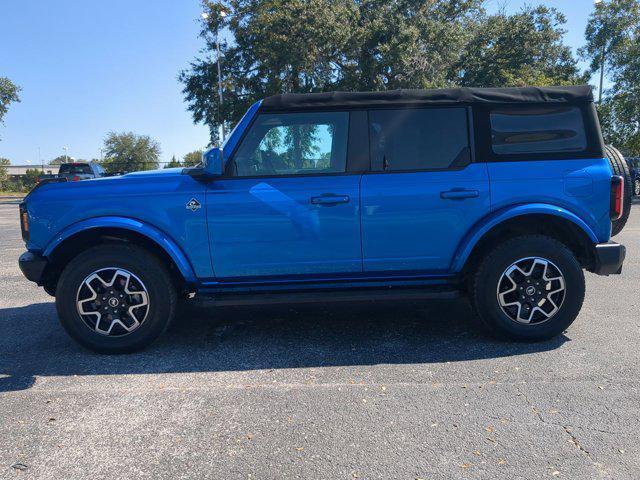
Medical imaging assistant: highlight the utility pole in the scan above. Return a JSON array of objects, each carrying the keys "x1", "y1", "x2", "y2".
[
  {"x1": 202, "y1": 8, "x2": 227, "y2": 142},
  {"x1": 38, "y1": 147, "x2": 43, "y2": 173},
  {"x1": 599, "y1": 42, "x2": 605, "y2": 104},
  {"x1": 595, "y1": 0, "x2": 605, "y2": 104}
]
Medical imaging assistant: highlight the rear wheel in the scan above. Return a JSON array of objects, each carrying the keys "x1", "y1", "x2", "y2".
[
  {"x1": 471, "y1": 235, "x2": 585, "y2": 341},
  {"x1": 605, "y1": 145, "x2": 632, "y2": 236},
  {"x1": 55, "y1": 244, "x2": 177, "y2": 353}
]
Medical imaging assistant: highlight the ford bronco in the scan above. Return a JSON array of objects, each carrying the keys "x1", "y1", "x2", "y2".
[{"x1": 18, "y1": 86, "x2": 627, "y2": 353}]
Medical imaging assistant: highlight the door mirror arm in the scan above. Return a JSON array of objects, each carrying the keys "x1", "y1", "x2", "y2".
[{"x1": 183, "y1": 166, "x2": 216, "y2": 181}]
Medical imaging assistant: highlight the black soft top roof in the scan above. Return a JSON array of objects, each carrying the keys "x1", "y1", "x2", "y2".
[{"x1": 261, "y1": 85, "x2": 594, "y2": 111}]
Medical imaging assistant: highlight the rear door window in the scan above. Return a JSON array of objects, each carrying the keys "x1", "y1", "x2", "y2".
[
  {"x1": 490, "y1": 106, "x2": 587, "y2": 156},
  {"x1": 369, "y1": 108, "x2": 471, "y2": 171}
]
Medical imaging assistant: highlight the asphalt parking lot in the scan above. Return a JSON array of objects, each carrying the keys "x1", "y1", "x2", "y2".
[{"x1": 1, "y1": 198, "x2": 639, "y2": 480}]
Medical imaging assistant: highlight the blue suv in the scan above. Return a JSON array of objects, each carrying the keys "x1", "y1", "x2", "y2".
[{"x1": 18, "y1": 86, "x2": 627, "y2": 353}]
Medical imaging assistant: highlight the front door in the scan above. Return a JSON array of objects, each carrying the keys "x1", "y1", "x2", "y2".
[
  {"x1": 206, "y1": 111, "x2": 362, "y2": 279},
  {"x1": 361, "y1": 107, "x2": 490, "y2": 274}
]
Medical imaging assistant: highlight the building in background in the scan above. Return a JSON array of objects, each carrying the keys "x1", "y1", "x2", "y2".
[{"x1": 5, "y1": 165, "x2": 60, "y2": 179}]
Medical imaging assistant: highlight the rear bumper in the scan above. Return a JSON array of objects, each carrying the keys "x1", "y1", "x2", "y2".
[
  {"x1": 590, "y1": 242, "x2": 626, "y2": 276},
  {"x1": 18, "y1": 251, "x2": 48, "y2": 284}
]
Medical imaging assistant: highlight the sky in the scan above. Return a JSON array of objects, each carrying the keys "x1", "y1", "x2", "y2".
[{"x1": 1, "y1": 0, "x2": 600, "y2": 165}]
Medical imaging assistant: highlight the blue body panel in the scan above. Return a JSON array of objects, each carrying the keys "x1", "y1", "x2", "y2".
[
  {"x1": 21, "y1": 98, "x2": 615, "y2": 292},
  {"x1": 449, "y1": 158, "x2": 613, "y2": 272},
  {"x1": 361, "y1": 163, "x2": 491, "y2": 273},
  {"x1": 43, "y1": 216, "x2": 198, "y2": 284},
  {"x1": 451, "y1": 203, "x2": 599, "y2": 273},
  {"x1": 487, "y1": 158, "x2": 613, "y2": 242},
  {"x1": 206, "y1": 175, "x2": 362, "y2": 278},
  {"x1": 25, "y1": 169, "x2": 210, "y2": 281}
]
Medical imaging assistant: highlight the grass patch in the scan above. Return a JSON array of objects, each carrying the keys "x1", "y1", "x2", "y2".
[{"x1": 0, "y1": 191, "x2": 26, "y2": 197}]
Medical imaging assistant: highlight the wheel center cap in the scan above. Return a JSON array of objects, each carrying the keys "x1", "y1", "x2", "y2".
[
  {"x1": 108, "y1": 297, "x2": 120, "y2": 308},
  {"x1": 525, "y1": 286, "x2": 536, "y2": 296}
]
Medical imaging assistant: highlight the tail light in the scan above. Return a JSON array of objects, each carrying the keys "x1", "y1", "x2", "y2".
[
  {"x1": 19, "y1": 202, "x2": 29, "y2": 242},
  {"x1": 72, "y1": 175, "x2": 80, "y2": 182},
  {"x1": 610, "y1": 176, "x2": 624, "y2": 220}
]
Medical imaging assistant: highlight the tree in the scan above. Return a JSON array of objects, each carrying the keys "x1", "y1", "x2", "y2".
[
  {"x1": 183, "y1": 150, "x2": 203, "y2": 167},
  {"x1": 22, "y1": 168, "x2": 41, "y2": 191},
  {"x1": 456, "y1": 6, "x2": 587, "y2": 87},
  {"x1": 165, "y1": 155, "x2": 182, "y2": 168},
  {"x1": 180, "y1": 0, "x2": 485, "y2": 143},
  {"x1": 337, "y1": 0, "x2": 483, "y2": 91},
  {"x1": 101, "y1": 132, "x2": 161, "y2": 173},
  {"x1": 180, "y1": 1, "x2": 583, "y2": 143},
  {"x1": 581, "y1": 0, "x2": 640, "y2": 155},
  {"x1": 0, "y1": 157, "x2": 9, "y2": 182},
  {"x1": 0, "y1": 77, "x2": 21, "y2": 139}
]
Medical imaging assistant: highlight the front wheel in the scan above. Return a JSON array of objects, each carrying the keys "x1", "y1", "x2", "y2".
[
  {"x1": 471, "y1": 235, "x2": 585, "y2": 341},
  {"x1": 55, "y1": 244, "x2": 177, "y2": 353}
]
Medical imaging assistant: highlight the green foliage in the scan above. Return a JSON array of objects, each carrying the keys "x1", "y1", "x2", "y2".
[
  {"x1": 165, "y1": 155, "x2": 182, "y2": 168},
  {"x1": 0, "y1": 157, "x2": 9, "y2": 178},
  {"x1": 183, "y1": 150, "x2": 203, "y2": 167},
  {"x1": 101, "y1": 131, "x2": 161, "y2": 173},
  {"x1": 0, "y1": 158, "x2": 32, "y2": 193},
  {"x1": 0, "y1": 77, "x2": 21, "y2": 139},
  {"x1": 180, "y1": 1, "x2": 584, "y2": 143},
  {"x1": 22, "y1": 168, "x2": 41, "y2": 191},
  {"x1": 582, "y1": 0, "x2": 640, "y2": 155},
  {"x1": 581, "y1": 0, "x2": 639, "y2": 74},
  {"x1": 457, "y1": 6, "x2": 587, "y2": 87},
  {"x1": 180, "y1": 0, "x2": 484, "y2": 143}
]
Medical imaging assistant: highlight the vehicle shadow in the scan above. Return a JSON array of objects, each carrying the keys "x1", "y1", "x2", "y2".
[{"x1": 0, "y1": 299, "x2": 568, "y2": 392}]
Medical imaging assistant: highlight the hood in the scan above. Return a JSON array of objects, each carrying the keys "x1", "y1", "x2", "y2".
[
  {"x1": 122, "y1": 167, "x2": 184, "y2": 178},
  {"x1": 24, "y1": 167, "x2": 186, "y2": 202}
]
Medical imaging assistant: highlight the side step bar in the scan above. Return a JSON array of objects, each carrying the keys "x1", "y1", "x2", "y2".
[{"x1": 195, "y1": 286, "x2": 461, "y2": 307}]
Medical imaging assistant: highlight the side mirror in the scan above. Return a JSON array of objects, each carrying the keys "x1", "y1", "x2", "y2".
[{"x1": 203, "y1": 147, "x2": 224, "y2": 177}]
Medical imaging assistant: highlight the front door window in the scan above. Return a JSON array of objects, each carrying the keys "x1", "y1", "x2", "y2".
[{"x1": 229, "y1": 112, "x2": 349, "y2": 177}]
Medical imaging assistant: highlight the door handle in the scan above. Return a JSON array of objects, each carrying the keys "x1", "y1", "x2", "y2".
[
  {"x1": 310, "y1": 194, "x2": 350, "y2": 205},
  {"x1": 440, "y1": 189, "x2": 480, "y2": 200}
]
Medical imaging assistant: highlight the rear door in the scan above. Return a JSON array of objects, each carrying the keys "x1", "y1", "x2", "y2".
[
  {"x1": 206, "y1": 110, "x2": 365, "y2": 279},
  {"x1": 361, "y1": 107, "x2": 490, "y2": 274}
]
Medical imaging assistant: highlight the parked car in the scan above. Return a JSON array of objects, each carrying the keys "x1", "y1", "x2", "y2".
[
  {"x1": 37, "y1": 162, "x2": 106, "y2": 184},
  {"x1": 18, "y1": 85, "x2": 627, "y2": 353},
  {"x1": 626, "y1": 157, "x2": 640, "y2": 196}
]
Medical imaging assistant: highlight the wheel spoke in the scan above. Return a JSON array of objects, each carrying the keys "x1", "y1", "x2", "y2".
[
  {"x1": 496, "y1": 256, "x2": 566, "y2": 325},
  {"x1": 76, "y1": 268, "x2": 150, "y2": 337}
]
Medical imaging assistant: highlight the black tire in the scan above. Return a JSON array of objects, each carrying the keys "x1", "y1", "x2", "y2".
[
  {"x1": 55, "y1": 244, "x2": 177, "y2": 353},
  {"x1": 471, "y1": 235, "x2": 585, "y2": 342},
  {"x1": 605, "y1": 145, "x2": 632, "y2": 236}
]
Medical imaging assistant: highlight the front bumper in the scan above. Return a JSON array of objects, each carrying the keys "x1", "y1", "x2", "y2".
[
  {"x1": 591, "y1": 242, "x2": 626, "y2": 276},
  {"x1": 18, "y1": 251, "x2": 48, "y2": 284}
]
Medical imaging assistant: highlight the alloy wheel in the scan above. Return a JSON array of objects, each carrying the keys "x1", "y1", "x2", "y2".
[
  {"x1": 76, "y1": 268, "x2": 150, "y2": 336},
  {"x1": 496, "y1": 257, "x2": 566, "y2": 325}
]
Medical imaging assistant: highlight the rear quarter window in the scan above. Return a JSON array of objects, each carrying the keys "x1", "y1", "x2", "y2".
[{"x1": 490, "y1": 106, "x2": 587, "y2": 156}]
